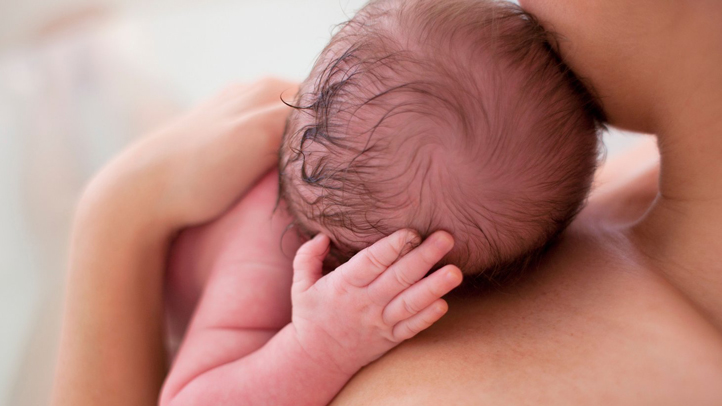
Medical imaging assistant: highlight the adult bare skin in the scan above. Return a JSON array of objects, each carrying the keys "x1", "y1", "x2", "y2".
[{"x1": 328, "y1": 1, "x2": 722, "y2": 404}]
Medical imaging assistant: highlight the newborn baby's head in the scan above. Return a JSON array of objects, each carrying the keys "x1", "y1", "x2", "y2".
[{"x1": 279, "y1": 0, "x2": 603, "y2": 280}]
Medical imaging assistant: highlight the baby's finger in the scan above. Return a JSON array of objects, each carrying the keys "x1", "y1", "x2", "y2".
[
  {"x1": 382, "y1": 265, "x2": 462, "y2": 326},
  {"x1": 292, "y1": 234, "x2": 331, "y2": 293},
  {"x1": 368, "y1": 231, "x2": 454, "y2": 302},
  {"x1": 392, "y1": 299, "x2": 448, "y2": 342},
  {"x1": 338, "y1": 229, "x2": 421, "y2": 287}
]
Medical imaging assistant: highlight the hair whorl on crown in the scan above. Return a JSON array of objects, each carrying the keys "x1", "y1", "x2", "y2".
[{"x1": 280, "y1": 0, "x2": 604, "y2": 282}]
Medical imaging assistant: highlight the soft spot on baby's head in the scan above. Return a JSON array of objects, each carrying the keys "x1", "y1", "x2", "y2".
[{"x1": 280, "y1": 0, "x2": 603, "y2": 281}]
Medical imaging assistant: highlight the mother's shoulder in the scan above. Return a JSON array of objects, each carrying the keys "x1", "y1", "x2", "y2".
[
  {"x1": 332, "y1": 228, "x2": 722, "y2": 406},
  {"x1": 332, "y1": 140, "x2": 722, "y2": 405}
]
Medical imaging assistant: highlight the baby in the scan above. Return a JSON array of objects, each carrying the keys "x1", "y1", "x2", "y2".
[
  {"x1": 162, "y1": 0, "x2": 602, "y2": 405},
  {"x1": 280, "y1": 0, "x2": 601, "y2": 281}
]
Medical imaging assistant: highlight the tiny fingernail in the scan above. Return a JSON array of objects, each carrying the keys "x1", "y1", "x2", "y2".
[
  {"x1": 445, "y1": 269, "x2": 460, "y2": 282},
  {"x1": 433, "y1": 232, "x2": 454, "y2": 250}
]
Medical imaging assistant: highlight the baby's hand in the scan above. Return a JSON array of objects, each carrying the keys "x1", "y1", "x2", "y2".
[{"x1": 291, "y1": 229, "x2": 462, "y2": 375}]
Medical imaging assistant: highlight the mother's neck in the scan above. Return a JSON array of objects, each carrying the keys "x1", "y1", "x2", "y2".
[{"x1": 633, "y1": 9, "x2": 722, "y2": 328}]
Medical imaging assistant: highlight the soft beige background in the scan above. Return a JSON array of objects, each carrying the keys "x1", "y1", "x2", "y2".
[{"x1": 0, "y1": 0, "x2": 645, "y2": 404}]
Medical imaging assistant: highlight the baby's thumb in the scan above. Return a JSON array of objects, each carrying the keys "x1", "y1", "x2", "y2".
[{"x1": 292, "y1": 234, "x2": 330, "y2": 293}]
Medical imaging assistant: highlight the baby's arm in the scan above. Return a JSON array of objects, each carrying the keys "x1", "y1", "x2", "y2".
[{"x1": 160, "y1": 229, "x2": 462, "y2": 406}]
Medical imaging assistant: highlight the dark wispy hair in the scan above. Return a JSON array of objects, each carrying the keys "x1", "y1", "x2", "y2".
[{"x1": 279, "y1": 0, "x2": 605, "y2": 282}]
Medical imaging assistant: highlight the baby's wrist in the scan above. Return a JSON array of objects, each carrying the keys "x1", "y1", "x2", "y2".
[{"x1": 283, "y1": 324, "x2": 360, "y2": 380}]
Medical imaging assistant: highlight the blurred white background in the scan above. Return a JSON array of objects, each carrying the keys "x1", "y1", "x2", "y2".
[{"x1": 0, "y1": 0, "x2": 644, "y2": 404}]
